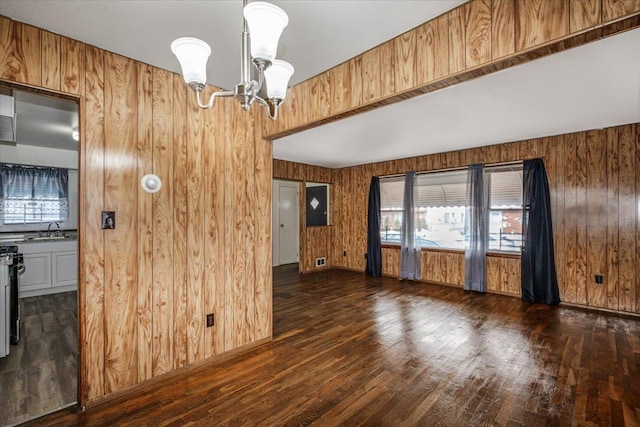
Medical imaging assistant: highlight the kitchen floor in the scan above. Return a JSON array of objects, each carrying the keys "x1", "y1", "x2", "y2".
[{"x1": 0, "y1": 291, "x2": 77, "y2": 426}]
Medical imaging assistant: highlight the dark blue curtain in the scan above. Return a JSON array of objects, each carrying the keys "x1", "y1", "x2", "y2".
[
  {"x1": 365, "y1": 176, "x2": 382, "y2": 277},
  {"x1": 521, "y1": 158, "x2": 560, "y2": 305}
]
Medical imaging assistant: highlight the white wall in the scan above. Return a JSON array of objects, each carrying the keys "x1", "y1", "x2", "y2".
[{"x1": 0, "y1": 144, "x2": 78, "y2": 233}]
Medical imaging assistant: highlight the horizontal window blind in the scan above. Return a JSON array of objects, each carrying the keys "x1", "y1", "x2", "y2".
[{"x1": 488, "y1": 167, "x2": 522, "y2": 208}]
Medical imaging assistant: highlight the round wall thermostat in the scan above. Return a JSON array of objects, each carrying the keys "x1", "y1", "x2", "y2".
[{"x1": 141, "y1": 174, "x2": 162, "y2": 193}]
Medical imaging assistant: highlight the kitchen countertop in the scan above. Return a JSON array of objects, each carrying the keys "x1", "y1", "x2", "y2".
[{"x1": 0, "y1": 230, "x2": 78, "y2": 244}]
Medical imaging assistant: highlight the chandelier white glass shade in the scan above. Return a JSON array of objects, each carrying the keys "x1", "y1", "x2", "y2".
[
  {"x1": 243, "y1": 1, "x2": 288, "y2": 61},
  {"x1": 170, "y1": 0, "x2": 294, "y2": 120}
]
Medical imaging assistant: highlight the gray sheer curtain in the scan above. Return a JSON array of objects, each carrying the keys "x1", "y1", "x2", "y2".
[
  {"x1": 399, "y1": 171, "x2": 421, "y2": 280},
  {"x1": 464, "y1": 164, "x2": 487, "y2": 292}
]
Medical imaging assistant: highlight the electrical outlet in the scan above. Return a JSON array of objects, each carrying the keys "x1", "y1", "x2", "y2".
[
  {"x1": 595, "y1": 274, "x2": 603, "y2": 285},
  {"x1": 206, "y1": 313, "x2": 214, "y2": 327}
]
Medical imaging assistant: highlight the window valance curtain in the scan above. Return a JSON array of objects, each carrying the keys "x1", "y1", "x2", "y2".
[{"x1": 0, "y1": 164, "x2": 69, "y2": 224}]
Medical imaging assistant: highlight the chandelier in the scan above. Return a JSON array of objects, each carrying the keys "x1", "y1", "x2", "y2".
[{"x1": 171, "y1": 0, "x2": 294, "y2": 120}]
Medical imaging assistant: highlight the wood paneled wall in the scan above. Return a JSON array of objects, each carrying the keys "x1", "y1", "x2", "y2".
[
  {"x1": 262, "y1": 0, "x2": 640, "y2": 140},
  {"x1": 1, "y1": 16, "x2": 272, "y2": 402},
  {"x1": 329, "y1": 124, "x2": 640, "y2": 315},
  {"x1": 273, "y1": 160, "x2": 333, "y2": 273}
]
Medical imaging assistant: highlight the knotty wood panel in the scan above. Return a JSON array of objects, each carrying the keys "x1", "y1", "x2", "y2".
[
  {"x1": 416, "y1": 15, "x2": 449, "y2": 84},
  {"x1": 0, "y1": 16, "x2": 41, "y2": 85},
  {"x1": 362, "y1": 47, "x2": 382, "y2": 104},
  {"x1": 203, "y1": 86, "x2": 220, "y2": 357},
  {"x1": 603, "y1": 0, "x2": 640, "y2": 21},
  {"x1": 309, "y1": 72, "x2": 330, "y2": 123},
  {"x1": 606, "y1": 127, "x2": 619, "y2": 310},
  {"x1": 618, "y1": 125, "x2": 636, "y2": 313},
  {"x1": 575, "y1": 132, "x2": 588, "y2": 306},
  {"x1": 273, "y1": 159, "x2": 332, "y2": 183},
  {"x1": 382, "y1": 247, "x2": 400, "y2": 277},
  {"x1": 515, "y1": 0, "x2": 570, "y2": 51},
  {"x1": 103, "y1": 52, "x2": 138, "y2": 393},
  {"x1": 136, "y1": 63, "x2": 153, "y2": 383},
  {"x1": 172, "y1": 75, "x2": 188, "y2": 369},
  {"x1": 585, "y1": 130, "x2": 607, "y2": 309},
  {"x1": 82, "y1": 44, "x2": 106, "y2": 400},
  {"x1": 1, "y1": 16, "x2": 274, "y2": 404},
  {"x1": 636, "y1": 124, "x2": 640, "y2": 314},
  {"x1": 187, "y1": 90, "x2": 206, "y2": 361},
  {"x1": 570, "y1": 0, "x2": 602, "y2": 32},
  {"x1": 349, "y1": 57, "x2": 363, "y2": 109},
  {"x1": 394, "y1": 30, "x2": 417, "y2": 92},
  {"x1": 329, "y1": 61, "x2": 350, "y2": 116},
  {"x1": 253, "y1": 109, "x2": 273, "y2": 341},
  {"x1": 303, "y1": 227, "x2": 332, "y2": 272},
  {"x1": 61, "y1": 38, "x2": 85, "y2": 95},
  {"x1": 491, "y1": 0, "x2": 516, "y2": 59},
  {"x1": 448, "y1": 6, "x2": 466, "y2": 74},
  {"x1": 465, "y1": 0, "x2": 492, "y2": 67},
  {"x1": 563, "y1": 133, "x2": 578, "y2": 304},
  {"x1": 486, "y1": 256, "x2": 501, "y2": 292},
  {"x1": 41, "y1": 31, "x2": 61, "y2": 91},
  {"x1": 151, "y1": 68, "x2": 174, "y2": 375}
]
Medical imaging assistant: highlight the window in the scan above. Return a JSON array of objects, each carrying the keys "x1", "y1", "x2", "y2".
[
  {"x1": 0, "y1": 164, "x2": 69, "y2": 225},
  {"x1": 487, "y1": 166, "x2": 523, "y2": 252},
  {"x1": 380, "y1": 176, "x2": 404, "y2": 244},
  {"x1": 379, "y1": 164, "x2": 523, "y2": 252}
]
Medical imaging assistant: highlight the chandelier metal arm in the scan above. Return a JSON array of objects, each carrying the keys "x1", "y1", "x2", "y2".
[
  {"x1": 196, "y1": 88, "x2": 235, "y2": 110},
  {"x1": 254, "y1": 95, "x2": 281, "y2": 121}
]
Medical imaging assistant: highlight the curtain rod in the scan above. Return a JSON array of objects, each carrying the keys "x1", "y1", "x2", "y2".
[{"x1": 377, "y1": 160, "x2": 523, "y2": 179}]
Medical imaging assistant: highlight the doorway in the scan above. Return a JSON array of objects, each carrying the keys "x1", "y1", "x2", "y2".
[
  {"x1": 272, "y1": 179, "x2": 299, "y2": 266},
  {"x1": 0, "y1": 84, "x2": 80, "y2": 425}
]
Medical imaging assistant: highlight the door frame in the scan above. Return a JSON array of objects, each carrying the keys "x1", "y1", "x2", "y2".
[{"x1": 0, "y1": 80, "x2": 85, "y2": 408}]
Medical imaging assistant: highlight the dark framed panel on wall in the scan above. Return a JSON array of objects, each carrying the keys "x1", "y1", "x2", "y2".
[{"x1": 306, "y1": 184, "x2": 328, "y2": 227}]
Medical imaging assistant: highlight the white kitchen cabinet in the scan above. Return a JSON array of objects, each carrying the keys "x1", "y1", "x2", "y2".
[
  {"x1": 20, "y1": 252, "x2": 51, "y2": 292},
  {"x1": 52, "y1": 251, "x2": 78, "y2": 288},
  {"x1": 18, "y1": 240, "x2": 78, "y2": 298}
]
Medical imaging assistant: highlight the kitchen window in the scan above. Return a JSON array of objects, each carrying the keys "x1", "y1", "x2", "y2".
[
  {"x1": 379, "y1": 164, "x2": 523, "y2": 252},
  {"x1": 0, "y1": 164, "x2": 69, "y2": 225}
]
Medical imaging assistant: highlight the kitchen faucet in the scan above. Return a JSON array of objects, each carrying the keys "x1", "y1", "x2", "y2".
[{"x1": 47, "y1": 222, "x2": 61, "y2": 237}]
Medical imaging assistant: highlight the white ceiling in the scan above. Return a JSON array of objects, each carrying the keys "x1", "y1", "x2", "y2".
[
  {"x1": 1, "y1": 1, "x2": 638, "y2": 168},
  {"x1": 0, "y1": 0, "x2": 465, "y2": 90}
]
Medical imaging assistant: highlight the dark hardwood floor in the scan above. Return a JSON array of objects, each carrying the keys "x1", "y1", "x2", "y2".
[
  {"x1": 24, "y1": 268, "x2": 640, "y2": 426},
  {"x1": 0, "y1": 291, "x2": 77, "y2": 426}
]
